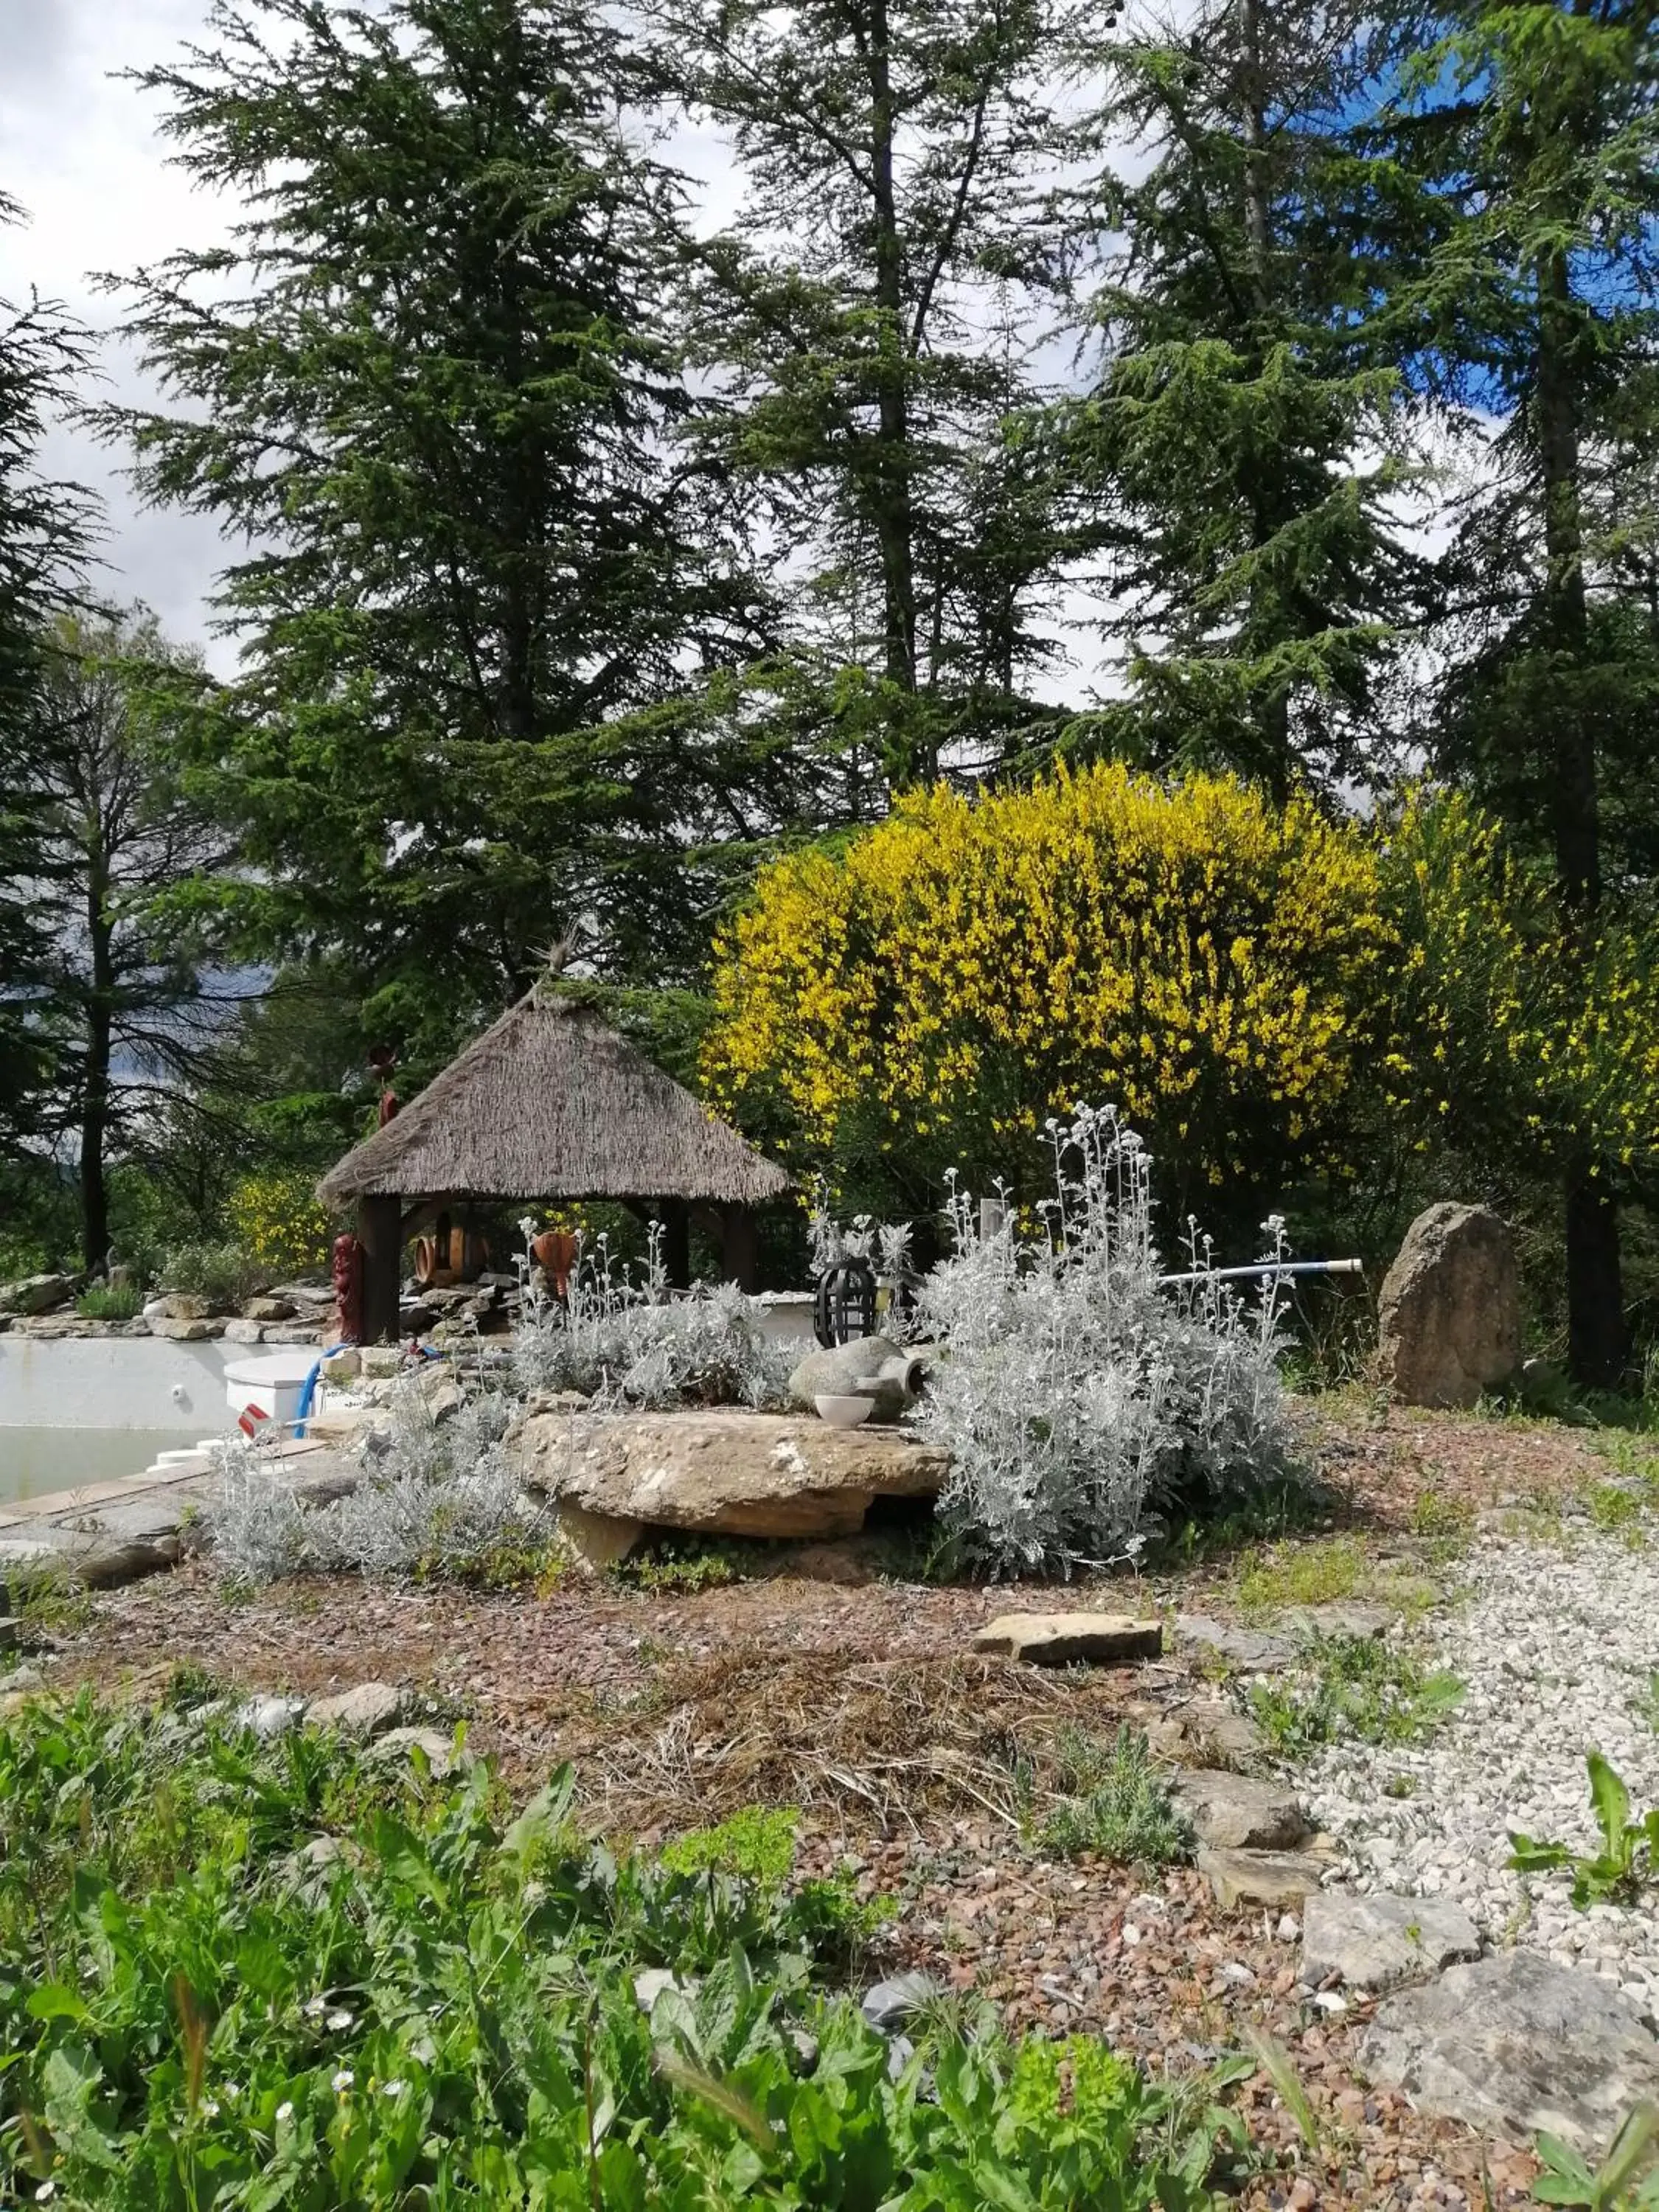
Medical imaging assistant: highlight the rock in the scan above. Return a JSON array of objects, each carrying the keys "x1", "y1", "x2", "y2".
[
  {"x1": 152, "y1": 1291, "x2": 215, "y2": 1321},
  {"x1": 221, "y1": 1318, "x2": 265, "y2": 1345},
  {"x1": 1286, "y1": 1601, "x2": 1395, "y2": 1642},
  {"x1": 307, "y1": 1682, "x2": 409, "y2": 1737},
  {"x1": 1302, "y1": 1891, "x2": 1479, "y2": 1993},
  {"x1": 2, "y1": 1663, "x2": 44, "y2": 1694},
  {"x1": 1377, "y1": 1202, "x2": 1522, "y2": 1409},
  {"x1": 974, "y1": 1613, "x2": 1162, "y2": 1666},
  {"x1": 556, "y1": 1503, "x2": 645, "y2": 1573},
  {"x1": 244, "y1": 1295, "x2": 298, "y2": 1322},
  {"x1": 322, "y1": 1349, "x2": 361, "y2": 1383},
  {"x1": 787, "y1": 1337, "x2": 926, "y2": 1423},
  {"x1": 369, "y1": 1725, "x2": 467, "y2": 1776},
  {"x1": 1359, "y1": 1951, "x2": 1659, "y2": 2153},
  {"x1": 861, "y1": 1972, "x2": 939, "y2": 2032},
  {"x1": 1198, "y1": 1846, "x2": 1326, "y2": 1910},
  {"x1": 149, "y1": 1317, "x2": 215, "y2": 1342},
  {"x1": 0, "y1": 1617, "x2": 17, "y2": 1652},
  {"x1": 358, "y1": 1345, "x2": 406, "y2": 1378},
  {"x1": 237, "y1": 1693, "x2": 307, "y2": 1740},
  {"x1": 400, "y1": 1301, "x2": 437, "y2": 1337},
  {"x1": 515, "y1": 1410, "x2": 949, "y2": 1541},
  {"x1": 1144, "y1": 1698, "x2": 1270, "y2": 1773},
  {"x1": 0, "y1": 1273, "x2": 72, "y2": 1316},
  {"x1": 1175, "y1": 1615, "x2": 1293, "y2": 1671},
  {"x1": 1169, "y1": 1770, "x2": 1307, "y2": 1851}
]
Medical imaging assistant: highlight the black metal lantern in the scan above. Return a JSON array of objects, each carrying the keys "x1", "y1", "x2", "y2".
[{"x1": 813, "y1": 1256, "x2": 878, "y2": 1349}]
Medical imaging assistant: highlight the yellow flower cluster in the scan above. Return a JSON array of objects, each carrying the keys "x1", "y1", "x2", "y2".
[
  {"x1": 226, "y1": 1169, "x2": 333, "y2": 1274},
  {"x1": 704, "y1": 764, "x2": 1394, "y2": 1200}
]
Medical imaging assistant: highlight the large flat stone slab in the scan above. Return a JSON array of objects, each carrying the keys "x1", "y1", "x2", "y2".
[
  {"x1": 973, "y1": 1613, "x2": 1162, "y2": 1665},
  {"x1": 1169, "y1": 1768, "x2": 1306, "y2": 1850},
  {"x1": 1359, "y1": 1950, "x2": 1659, "y2": 2153},
  {"x1": 1303, "y1": 1890, "x2": 1478, "y2": 1992},
  {"x1": 513, "y1": 1411, "x2": 948, "y2": 1541}
]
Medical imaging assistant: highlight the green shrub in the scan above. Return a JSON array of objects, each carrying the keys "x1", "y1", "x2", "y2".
[
  {"x1": 661, "y1": 1805, "x2": 799, "y2": 1887},
  {"x1": 1037, "y1": 1725, "x2": 1190, "y2": 1865},
  {"x1": 158, "y1": 1239, "x2": 265, "y2": 1305},
  {"x1": 0, "y1": 1696, "x2": 1256, "y2": 2209},
  {"x1": 74, "y1": 1283, "x2": 144, "y2": 1321}
]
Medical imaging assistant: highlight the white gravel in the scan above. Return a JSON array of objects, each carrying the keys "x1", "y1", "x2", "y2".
[{"x1": 1301, "y1": 1522, "x2": 1659, "y2": 2017}]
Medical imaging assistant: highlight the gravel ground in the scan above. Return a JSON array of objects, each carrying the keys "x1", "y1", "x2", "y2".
[{"x1": 1305, "y1": 1512, "x2": 1659, "y2": 2017}]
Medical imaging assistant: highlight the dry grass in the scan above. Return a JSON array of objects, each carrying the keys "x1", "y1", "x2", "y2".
[{"x1": 536, "y1": 1646, "x2": 1149, "y2": 1839}]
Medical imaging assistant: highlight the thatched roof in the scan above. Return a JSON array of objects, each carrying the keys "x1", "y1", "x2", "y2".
[{"x1": 317, "y1": 992, "x2": 793, "y2": 1208}]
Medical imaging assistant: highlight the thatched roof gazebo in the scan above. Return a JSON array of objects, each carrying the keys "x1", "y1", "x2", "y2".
[{"x1": 318, "y1": 991, "x2": 793, "y2": 1340}]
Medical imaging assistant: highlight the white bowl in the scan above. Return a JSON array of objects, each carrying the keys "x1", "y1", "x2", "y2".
[{"x1": 815, "y1": 1392, "x2": 874, "y2": 1429}]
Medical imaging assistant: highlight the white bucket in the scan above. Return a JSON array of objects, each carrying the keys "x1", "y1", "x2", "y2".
[{"x1": 223, "y1": 1351, "x2": 319, "y2": 1436}]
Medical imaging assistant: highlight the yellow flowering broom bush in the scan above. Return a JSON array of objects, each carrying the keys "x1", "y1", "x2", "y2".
[
  {"x1": 704, "y1": 764, "x2": 1396, "y2": 1214},
  {"x1": 1378, "y1": 788, "x2": 1659, "y2": 1186},
  {"x1": 226, "y1": 1167, "x2": 333, "y2": 1276}
]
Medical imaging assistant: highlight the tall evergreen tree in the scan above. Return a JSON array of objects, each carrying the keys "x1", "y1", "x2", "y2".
[
  {"x1": 24, "y1": 610, "x2": 232, "y2": 1271},
  {"x1": 100, "y1": 0, "x2": 808, "y2": 1064},
  {"x1": 650, "y1": 0, "x2": 1070, "y2": 789},
  {"x1": 1055, "y1": 0, "x2": 1425, "y2": 799},
  {"x1": 1392, "y1": 0, "x2": 1659, "y2": 1382},
  {"x1": 0, "y1": 192, "x2": 97, "y2": 1158}
]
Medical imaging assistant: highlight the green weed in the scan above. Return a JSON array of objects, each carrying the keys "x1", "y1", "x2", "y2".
[
  {"x1": 1249, "y1": 1632, "x2": 1464, "y2": 1757},
  {"x1": 661, "y1": 1804, "x2": 799, "y2": 1887},
  {"x1": 1236, "y1": 1534, "x2": 1366, "y2": 1616},
  {"x1": 1511, "y1": 1751, "x2": 1659, "y2": 1908},
  {"x1": 0, "y1": 1693, "x2": 1258, "y2": 2209},
  {"x1": 1529, "y1": 2101, "x2": 1659, "y2": 2208},
  {"x1": 75, "y1": 1282, "x2": 145, "y2": 1321}
]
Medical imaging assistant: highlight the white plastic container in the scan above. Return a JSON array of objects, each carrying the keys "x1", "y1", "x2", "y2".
[{"x1": 223, "y1": 1351, "x2": 320, "y2": 1436}]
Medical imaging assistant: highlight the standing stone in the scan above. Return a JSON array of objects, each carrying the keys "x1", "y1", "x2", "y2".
[{"x1": 1377, "y1": 1203, "x2": 1521, "y2": 1408}]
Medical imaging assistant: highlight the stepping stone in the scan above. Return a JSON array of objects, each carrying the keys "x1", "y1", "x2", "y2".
[
  {"x1": 1360, "y1": 1950, "x2": 1659, "y2": 2154},
  {"x1": 1302, "y1": 1890, "x2": 1478, "y2": 1992},
  {"x1": 307, "y1": 1681, "x2": 410, "y2": 1737},
  {"x1": 1169, "y1": 1769, "x2": 1307, "y2": 1851},
  {"x1": 973, "y1": 1613, "x2": 1162, "y2": 1665},
  {"x1": 1199, "y1": 1846, "x2": 1325, "y2": 1910},
  {"x1": 1175, "y1": 1615, "x2": 1293, "y2": 1671}
]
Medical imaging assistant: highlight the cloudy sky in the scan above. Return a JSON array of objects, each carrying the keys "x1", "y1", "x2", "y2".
[{"x1": 1, "y1": 0, "x2": 241, "y2": 670}]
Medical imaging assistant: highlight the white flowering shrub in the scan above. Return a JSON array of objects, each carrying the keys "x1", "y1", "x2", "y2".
[
  {"x1": 510, "y1": 1229, "x2": 793, "y2": 1409},
  {"x1": 211, "y1": 1385, "x2": 549, "y2": 1586},
  {"x1": 915, "y1": 1105, "x2": 1297, "y2": 1578}
]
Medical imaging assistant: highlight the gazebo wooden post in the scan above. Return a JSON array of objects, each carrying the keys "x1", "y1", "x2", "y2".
[{"x1": 358, "y1": 1194, "x2": 402, "y2": 1343}]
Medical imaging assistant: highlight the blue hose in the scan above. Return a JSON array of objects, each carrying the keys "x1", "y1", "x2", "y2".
[
  {"x1": 293, "y1": 1344, "x2": 348, "y2": 1441},
  {"x1": 293, "y1": 1340, "x2": 441, "y2": 1439}
]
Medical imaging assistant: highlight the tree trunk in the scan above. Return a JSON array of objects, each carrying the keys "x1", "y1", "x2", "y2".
[
  {"x1": 866, "y1": 0, "x2": 924, "y2": 787},
  {"x1": 80, "y1": 881, "x2": 113, "y2": 1273},
  {"x1": 1537, "y1": 245, "x2": 1624, "y2": 1385}
]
